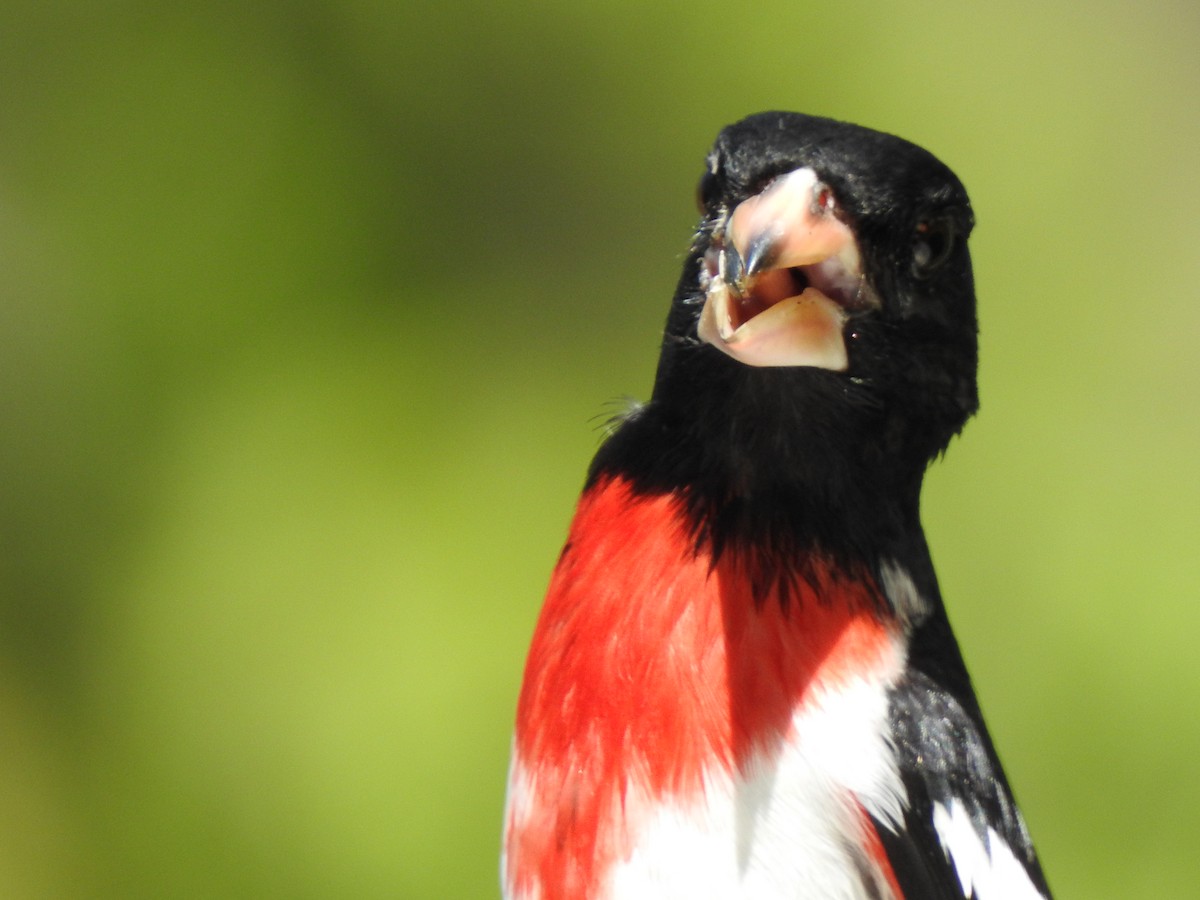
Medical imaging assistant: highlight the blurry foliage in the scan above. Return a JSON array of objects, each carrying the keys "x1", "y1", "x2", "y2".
[{"x1": 1, "y1": 0, "x2": 1198, "y2": 896}]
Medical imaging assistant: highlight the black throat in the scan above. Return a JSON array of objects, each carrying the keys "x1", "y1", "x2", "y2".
[{"x1": 587, "y1": 267, "x2": 934, "y2": 576}]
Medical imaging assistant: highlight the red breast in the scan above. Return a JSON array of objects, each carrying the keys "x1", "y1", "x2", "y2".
[{"x1": 503, "y1": 476, "x2": 901, "y2": 897}]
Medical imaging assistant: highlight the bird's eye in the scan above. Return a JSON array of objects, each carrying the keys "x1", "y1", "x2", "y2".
[{"x1": 912, "y1": 217, "x2": 956, "y2": 278}]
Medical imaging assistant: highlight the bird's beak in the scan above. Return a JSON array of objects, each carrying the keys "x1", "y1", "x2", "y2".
[{"x1": 697, "y1": 167, "x2": 879, "y2": 370}]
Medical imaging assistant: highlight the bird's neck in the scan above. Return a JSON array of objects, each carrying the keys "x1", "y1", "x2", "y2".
[{"x1": 589, "y1": 396, "x2": 927, "y2": 571}]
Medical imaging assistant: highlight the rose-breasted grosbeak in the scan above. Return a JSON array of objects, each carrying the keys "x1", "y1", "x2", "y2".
[{"x1": 502, "y1": 112, "x2": 1051, "y2": 899}]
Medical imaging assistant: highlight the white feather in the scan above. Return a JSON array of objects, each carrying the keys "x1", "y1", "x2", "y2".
[
  {"x1": 932, "y1": 798, "x2": 1048, "y2": 900},
  {"x1": 603, "y1": 640, "x2": 908, "y2": 899},
  {"x1": 878, "y1": 559, "x2": 930, "y2": 625}
]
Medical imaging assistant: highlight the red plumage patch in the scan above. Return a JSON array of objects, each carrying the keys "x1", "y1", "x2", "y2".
[
  {"x1": 505, "y1": 475, "x2": 897, "y2": 897},
  {"x1": 858, "y1": 800, "x2": 906, "y2": 900}
]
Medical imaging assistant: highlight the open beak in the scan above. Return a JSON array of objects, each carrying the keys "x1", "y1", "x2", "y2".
[{"x1": 697, "y1": 167, "x2": 879, "y2": 370}]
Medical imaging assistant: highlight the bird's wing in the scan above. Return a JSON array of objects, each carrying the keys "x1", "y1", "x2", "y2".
[{"x1": 871, "y1": 668, "x2": 1052, "y2": 900}]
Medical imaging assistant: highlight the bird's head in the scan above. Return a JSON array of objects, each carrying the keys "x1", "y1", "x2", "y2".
[{"x1": 654, "y1": 112, "x2": 978, "y2": 482}]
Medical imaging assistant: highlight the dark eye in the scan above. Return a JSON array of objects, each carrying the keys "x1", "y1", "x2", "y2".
[{"x1": 912, "y1": 217, "x2": 957, "y2": 278}]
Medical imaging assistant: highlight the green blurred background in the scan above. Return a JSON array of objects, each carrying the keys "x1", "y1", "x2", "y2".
[{"x1": 1, "y1": 1, "x2": 1197, "y2": 896}]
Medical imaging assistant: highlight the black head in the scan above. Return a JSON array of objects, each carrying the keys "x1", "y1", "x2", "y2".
[{"x1": 594, "y1": 112, "x2": 978, "y2": 557}]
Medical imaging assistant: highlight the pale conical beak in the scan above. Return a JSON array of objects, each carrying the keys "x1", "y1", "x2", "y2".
[{"x1": 697, "y1": 167, "x2": 877, "y2": 370}]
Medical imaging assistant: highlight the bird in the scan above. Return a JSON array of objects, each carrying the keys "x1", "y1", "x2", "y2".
[{"x1": 501, "y1": 111, "x2": 1052, "y2": 899}]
